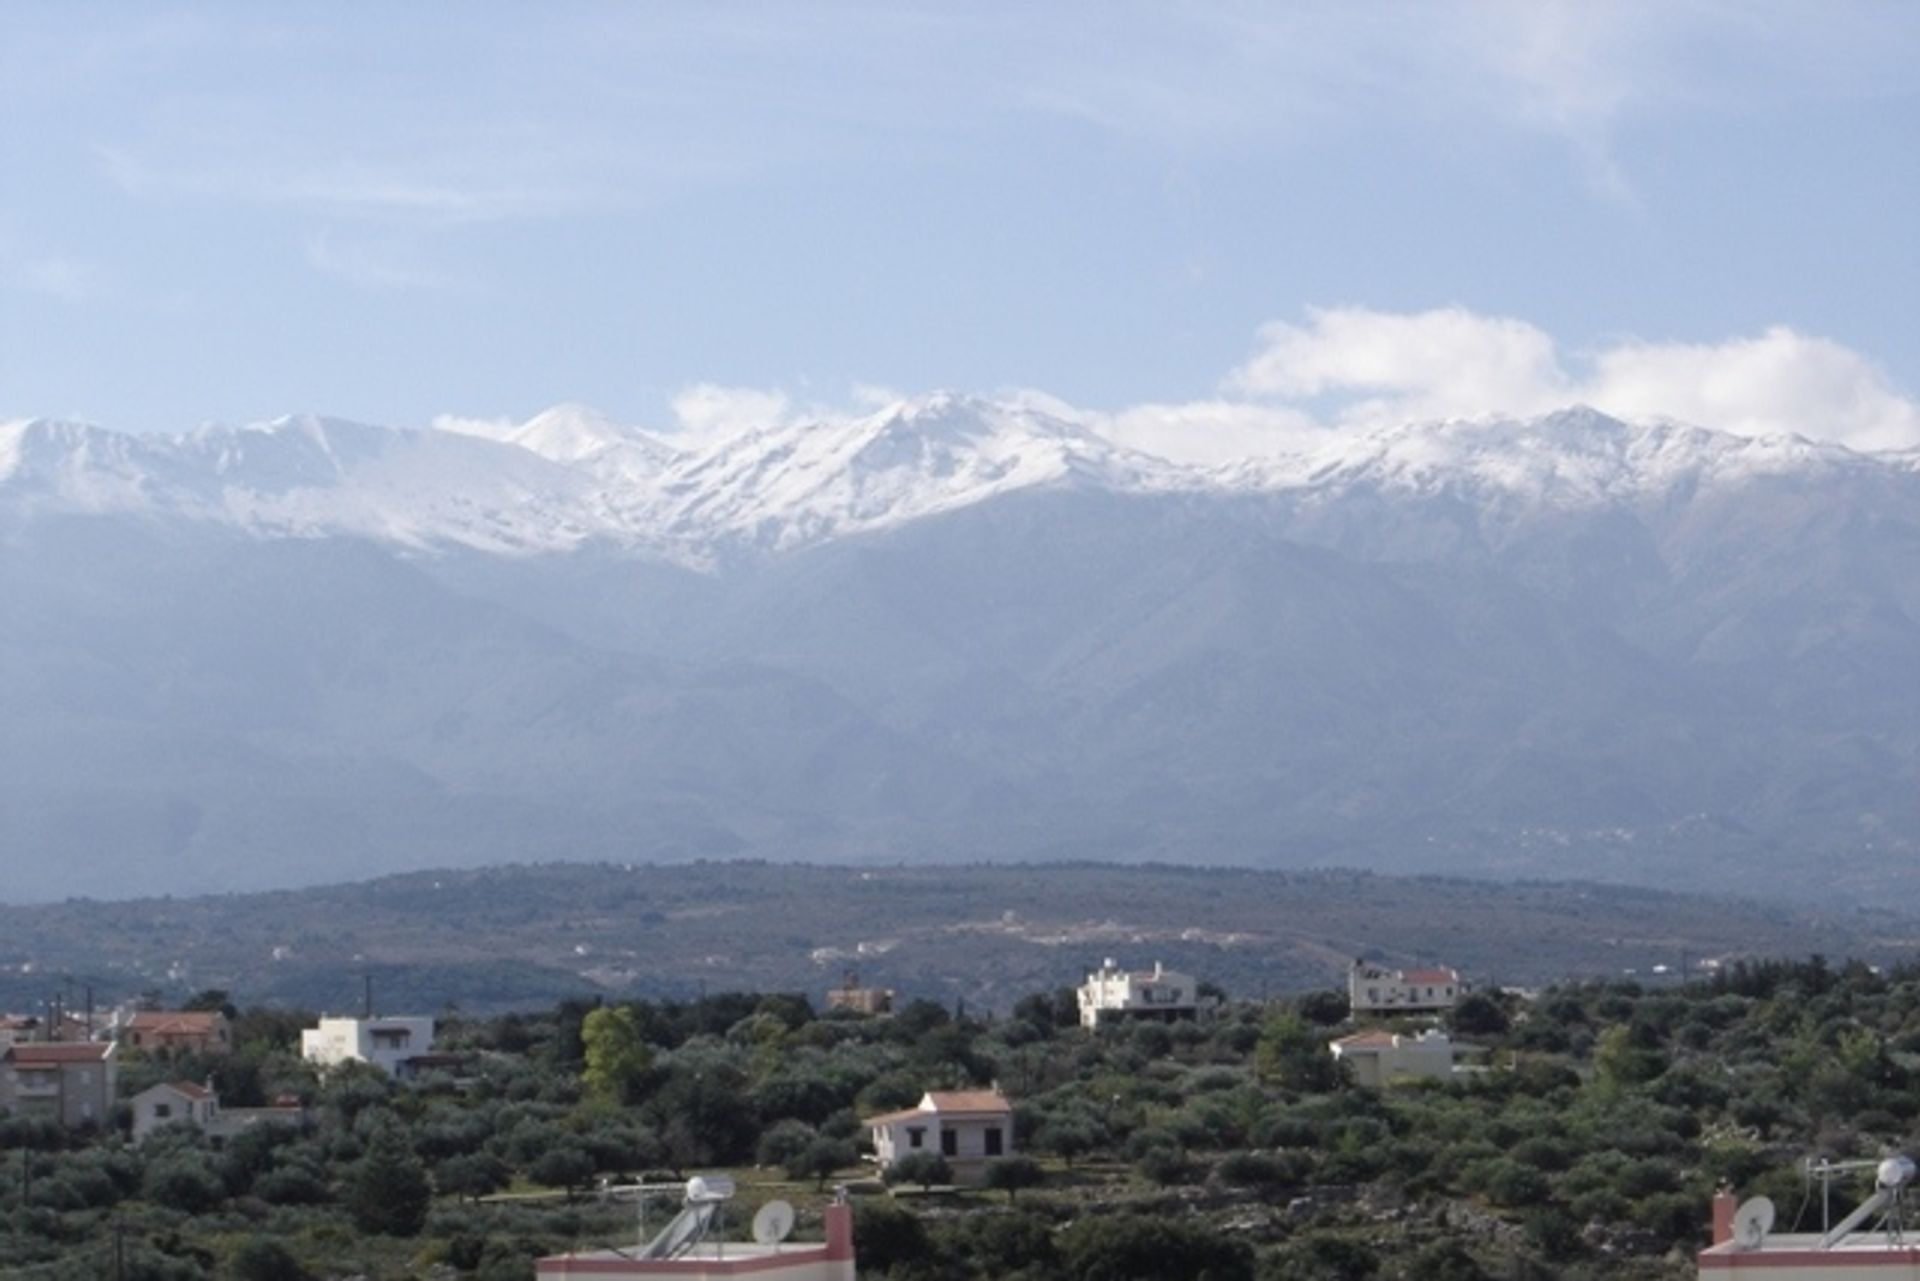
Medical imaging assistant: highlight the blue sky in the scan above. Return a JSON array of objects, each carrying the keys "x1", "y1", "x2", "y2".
[{"x1": 2, "y1": 2, "x2": 1916, "y2": 456}]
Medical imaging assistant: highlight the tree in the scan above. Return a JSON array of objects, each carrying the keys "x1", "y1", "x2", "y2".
[
  {"x1": 346, "y1": 1124, "x2": 431, "y2": 1236},
  {"x1": 435, "y1": 1151, "x2": 510, "y2": 1201},
  {"x1": 785, "y1": 1136, "x2": 858, "y2": 1190},
  {"x1": 984, "y1": 1155, "x2": 1044, "y2": 1203},
  {"x1": 230, "y1": 1237, "x2": 309, "y2": 1281},
  {"x1": 141, "y1": 1152, "x2": 226, "y2": 1214},
  {"x1": 1035, "y1": 1116, "x2": 1100, "y2": 1167},
  {"x1": 1058, "y1": 1215, "x2": 1254, "y2": 1281},
  {"x1": 1255, "y1": 1012, "x2": 1343, "y2": 1092},
  {"x1": 1449, "y1": 992, "x2": 1510, "y2": 1037},
  {"x1": 886, "y1": 1151, "x2": 952, "y2": 1192},
  {"x1": 853, "y1": 1200, "x2": 930, "y2": 1274},
  {"x1": 582, "y1": 1006, "x2": 652, "y2": 1106},
  {"x1": 529, "y1": 1144, "x2": 596, "y2": 1195},
  {"x1": 183, "y1": 988, "x2": 239, "y2": 1019},
  {"x1": 1295, "y1": 989, "x2": 1351, "y2": 1027}
]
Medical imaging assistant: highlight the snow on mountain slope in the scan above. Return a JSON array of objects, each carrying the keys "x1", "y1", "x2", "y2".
[
  {"x1": 638, "y1": 392, "x2": 1190, "y2": 552},
  {"x1": 1224, "y1": 407, "x2": 1877, "y2": 507},
  {"x1": 0, "y1": 415, "x2": 631, "y2": 554},
  {"x1": 439, "y1": 402, "x2": 682, "y2": 483},
  {"x1": 3, "y1": 399, "x2": 1914, "y2": 562}
]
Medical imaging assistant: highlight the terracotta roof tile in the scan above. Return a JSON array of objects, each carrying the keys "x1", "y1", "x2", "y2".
[
  {"x1": 924, "y1": 1090, "x2": 1012, "y2": 1113},
  {"x1": 8, "y1": 1041, "x2": 113, "y2": 1064}
]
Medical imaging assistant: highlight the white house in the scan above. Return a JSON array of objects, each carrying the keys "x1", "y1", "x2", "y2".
[
  {"x1": 300, "y1": 1015, "x2": 436, "y2": 1077},
  {"x1": 1348, "y1": 961, "x2": 1466, "y2": 1015},
  {"x1": 865, "y1": 1089, "x2": 1014, "y2": 1184},
  {"x1": 1329, "y1": 1029, "x2": 1460, "y2": 1088},
  {"x1": 1077, "y1": 959, "x2": 1198, "y2": 1028},
  {"x1": 131, "y1": 1080, "x2": 305, "y2": 1143}
]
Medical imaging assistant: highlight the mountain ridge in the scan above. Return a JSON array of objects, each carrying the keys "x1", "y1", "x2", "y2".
[
  {"x1": 3, "y1": 399, "x2": 1915, "y2": 902},
  {"x1": 8, "y1": 399, "x2": 1912, "y2": 562}
]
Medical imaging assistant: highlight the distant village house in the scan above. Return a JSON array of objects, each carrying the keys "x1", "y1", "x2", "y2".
[
  {"x1": 300, "y1": 1015, "x2": 439, "y2": 1078},
  {"x1": 1348, "y1": 960, "x2": 1466, "y2": 1015},
  {"x1": 1330, "y1": 1028, "x2": 1465, "y2": 1088},
  {"x1": 1078, "y1": 958, "x2": 1200, "y2": 1028},
  {"x1": 825, "y1": 970, "x2": 894, "y2": 1016},
  {"x1": 130, "y1": 1080, "x2": 305, "y2": 1144},
  {"x1": 123, "y1": 1010, "x2": 231, "y2": 1057},
  {"x1": 0, "y1": 1041, "x2": 117, "y2": 1129},
  {"x1": 866, "y1": 1089, "x2": 1014, "y2": 1184}
]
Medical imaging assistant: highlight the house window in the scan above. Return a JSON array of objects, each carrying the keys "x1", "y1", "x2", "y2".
[
  {"x1": 941, "y1": 1129, "x2": 958, "y2": 1157},
  {"x1": 370, "y1": 1029, "x2": 411, "y2": 1050},
  {"x1": 153, "y1": 1103, "x2": 172, "y2": 1119},
  {"x1": 907, "y1": 1127, "x2": 925, "y2": 1150},
  {"x1": 985, "y1": 1127, "x2": 1003, "y2": 1156}
]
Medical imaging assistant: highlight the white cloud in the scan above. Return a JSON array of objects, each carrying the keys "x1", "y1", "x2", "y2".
[
  {"x1": 668, "y1": 384, "x2": 795, "y2": 446},
  {"x1": 1230, "y1": 306, "x2": 1570, "y2": 426},
  {"x1": 1223, "y1": 305, "x2": 1920, "y2": 452},
  {"x1": 1588, "y1": 328, "x2": 1920, "y2": 453}
]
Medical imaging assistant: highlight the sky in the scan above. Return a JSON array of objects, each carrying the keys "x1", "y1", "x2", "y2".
[{"x1": 2, "y1": 2, "x2": 1917, "y2": 460}]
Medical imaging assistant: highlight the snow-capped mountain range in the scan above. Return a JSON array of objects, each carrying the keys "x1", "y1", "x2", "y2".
[
  {"x1": 3, "y1": 397, "x2": 1917, "y2": 903},
  {"x1": 4, "y1": 396, "x2": 1910, "y2": 562}
]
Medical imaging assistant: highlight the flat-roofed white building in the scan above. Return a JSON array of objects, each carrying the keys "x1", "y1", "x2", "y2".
[
  {"x1": 1330, "y1": 1028, "x2": 1461, "y2": 1088},
  {"x1": 539, "y1": 1192, "x2": 855, "y2": 1280},
  {"x1": 1077, "y1": 959, "x2": 1198, "y2": 1028},
  {"x1": 1698, "y1": 1184, "x2": 1920, "y2": 1278},
  {"x1": 300, "y1": 1015, "x2": 436, "y2": 1077}
]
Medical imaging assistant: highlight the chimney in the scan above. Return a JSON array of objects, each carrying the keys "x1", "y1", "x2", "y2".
[
  {"x1": 1711, "y1": 1186, "x2": 1737, "y2": 1246},
  {"x1": 825, "y1": 1192, "x2": 855, "y2": 1262}
]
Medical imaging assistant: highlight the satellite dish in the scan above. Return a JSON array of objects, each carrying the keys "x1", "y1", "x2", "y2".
[
  {"x1": 753, "y1": 1199, "x2": 796, "y2": 1245},
  {"x1": 1733, "y1": 1196, "x2": 1775, "y2": 1248},
  {"x1": 1880, "y1": 1156, "x2": 1917, "y2": 1188}
]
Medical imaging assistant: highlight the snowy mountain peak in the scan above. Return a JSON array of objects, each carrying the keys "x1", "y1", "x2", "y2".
[
  {"x1": 641, "y1": 391, "x2": 1180, "y2": 552},
  {"x1": 4, "y1": 399, "x2": 1914, "y2": 563},
  {"x1": 1223, "y1": 404, "x2": 1877, "y2": 509},
  {"x1": 510, "y1": 403, "x2": 680, "y2": 467}
]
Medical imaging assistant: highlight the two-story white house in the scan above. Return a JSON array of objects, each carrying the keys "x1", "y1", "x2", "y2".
[
  {"x1": 866, "y1": 1089, "x2": 1014, "y2": 1184},
  {"x1": 300, "y1": 1015, "x2": 436, "y2": 1077},
  {"x1": 1077, "y1": 959, "x2": 1198, "y2": 1028},
  {"x1": 1348, "y1": 961, "x2": 1466, "y2": 1016}
]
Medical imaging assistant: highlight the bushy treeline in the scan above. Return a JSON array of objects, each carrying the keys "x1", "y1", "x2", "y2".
[{"x1": 4, "y1": 956, "x2": 1919, "y2": 1279}]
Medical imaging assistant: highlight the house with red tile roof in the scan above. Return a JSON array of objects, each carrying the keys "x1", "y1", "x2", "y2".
[
  {"x1": 1329, "y1": 1028, "x2": 1460, "y2": 1088},
  {"x1": 123, "y1": 1010, "x2": 231, "y2": 1057},
  {"x1": 865, "y1": 1088, "x2": 1014, "y2": 1184},
  {"x1": 1348, "y1": 960, "x2": 1467, "y2": 1015},
  {"x1": 130, "y1": 1079, "x2": 306, "y2": 1143},
  {"x1": 0, "y1": 1040, "x2": 117, "y2": 1128}
]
